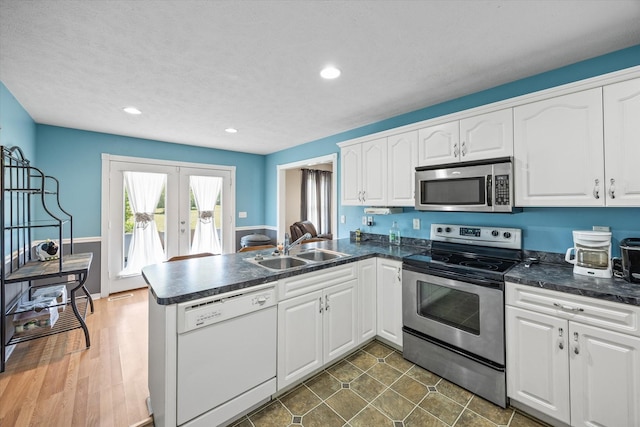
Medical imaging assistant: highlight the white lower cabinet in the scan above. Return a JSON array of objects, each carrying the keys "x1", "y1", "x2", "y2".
[
  {"x1": 376, "y1": 258, "x2": 403, "y2": 347},
  {"x1": 277, "y1": 264, "x2": 359, "y2": 390},
  {"x1": 358, "y1": 258, "x2": 377, "y2": 342},
  {"x1": 506, "y1": 282, "x2": 640, "y2": 427}
]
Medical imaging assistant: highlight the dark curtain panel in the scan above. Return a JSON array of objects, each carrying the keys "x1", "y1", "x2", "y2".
[{"x1": 300, "y1": 168, "x2": 332, "y2": 235}]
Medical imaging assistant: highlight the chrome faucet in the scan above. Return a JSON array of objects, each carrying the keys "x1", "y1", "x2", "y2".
[{"x1": 284, "y1": 232, "x2": 312, "y2": 255}]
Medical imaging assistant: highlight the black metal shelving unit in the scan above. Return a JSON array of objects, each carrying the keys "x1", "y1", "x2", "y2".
[{"x1": 1, "y1": 146, "x2": 93, "y2": 372}]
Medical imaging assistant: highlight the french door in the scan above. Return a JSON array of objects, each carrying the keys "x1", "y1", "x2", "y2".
[{"x1": 102, "y1": 155, "x2": 235, "y2": 295}]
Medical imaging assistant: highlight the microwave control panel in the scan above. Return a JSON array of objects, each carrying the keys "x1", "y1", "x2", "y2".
[{"x1": 494, "y1": 175, "x2": 510, "y2": 205}]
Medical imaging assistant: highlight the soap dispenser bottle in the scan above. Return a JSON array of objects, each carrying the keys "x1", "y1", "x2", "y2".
[{"x1": 389, "y1": 221, "x2": 401, "y2": 246}]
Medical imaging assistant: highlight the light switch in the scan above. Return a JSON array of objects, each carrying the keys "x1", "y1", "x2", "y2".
[
  {"x1": 238, "y1": 211, "x2": 247, "y2": 218},
  {"x1": 413, "y1": 218, "x2": 420, "y2": 230}
]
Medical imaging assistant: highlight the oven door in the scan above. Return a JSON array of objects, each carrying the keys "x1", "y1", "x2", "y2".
[{"x1": 402, "y1": 269, "x2": 504, "y2": 365}]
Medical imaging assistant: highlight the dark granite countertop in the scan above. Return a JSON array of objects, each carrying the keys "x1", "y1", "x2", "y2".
[
  {"x1": 142, "y1": 238, "x2": 422, "y2": 305},
  {"x1": 506, "y1": 262, "x2": 640, "y2": 306}
]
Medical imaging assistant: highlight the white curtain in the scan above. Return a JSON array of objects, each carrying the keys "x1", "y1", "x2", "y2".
[
  {"x1": 190, "y1": 176, "x2": 222, "y2": 254},
  {"x1": 120, "y1": 171, "x2": 166, "y2": 276},
  {"x1": 301, "y1": 169, "x2": 332, "y2": 235}
]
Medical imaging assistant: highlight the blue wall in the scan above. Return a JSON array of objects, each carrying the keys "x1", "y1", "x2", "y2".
[
  {"x1": 34, "y1": 125, "x2": 265, "y2": 237},
  {"x1": 0, "y1": 82, "x2": 36, "y2": 161},
  {"x1": 265, "y1": 45, "x2": 640, "y2": 255}
]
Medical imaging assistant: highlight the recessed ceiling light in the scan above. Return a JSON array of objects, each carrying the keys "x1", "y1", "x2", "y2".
[
  {"x1": 320, "y1": 66, "x2": 341, "y2": 79},
  {"x1": 123, "y1": 106, "x2": 142, "y2": 115},
  {"x1": 225, "y1": 128, "x2": 238, "y2": 134}
]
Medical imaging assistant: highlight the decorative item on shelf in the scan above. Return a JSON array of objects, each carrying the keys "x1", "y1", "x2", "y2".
[
  {"x1": 36, "y1": 239, "x2": 59, "y2": 262},
  {"x1": 355, "y1": 228, "x2": 361, "y2": 242}
]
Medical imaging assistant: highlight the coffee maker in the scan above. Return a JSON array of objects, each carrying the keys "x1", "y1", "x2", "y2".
[
  {"x1": 565, "y1": 230, "x2": 612, "y2": 278},
  {"x1": 620, "y1": 238, "x2": 640, "y2": 283}
]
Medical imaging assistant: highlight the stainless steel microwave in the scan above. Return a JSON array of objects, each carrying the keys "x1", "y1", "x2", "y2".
[{"x1": 415, "y1": 157, "x2": 519, "y2": 213}]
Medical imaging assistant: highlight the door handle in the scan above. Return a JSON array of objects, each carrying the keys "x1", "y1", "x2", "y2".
[
  {"x1": 325, "y1": 295, "x2": 330, "y2": 311},
  {"x1": 608, "y1": 178, "x2": 616, "y2": 199},
  {"x1": 593, "y1": 179, "x2": 600, "y2": 199},
  {"x1": 573, "y1": 331, "x2": 580, "y2": 355},
  {"x1": 319, "y1": 297, "x2": 323, "y2": 314},
  {"x1": 558, "y1": 327, "x2": 564, "y2": 350}
]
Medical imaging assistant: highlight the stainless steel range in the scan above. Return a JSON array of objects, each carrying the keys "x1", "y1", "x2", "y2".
[{"x1": 402, "y1": 223, "x2": 522, "y2": 408}]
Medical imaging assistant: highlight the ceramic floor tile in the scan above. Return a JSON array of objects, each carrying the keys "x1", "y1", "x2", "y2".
[
  {"x1": 301, "y1": 403, "x2": 345, "y2": 427},
  {"x1": 435, "y1": 379, "x2": 473, "y2": 406},
  {"x1": 326, "y1": 359, "x2": 363, "y2": 383},
  {"x1": 467, "y1": 395, "x2": 514, "y2": 425},
  {"x1": 230, "y1": 340, "x2": 552, "y2": 427},
  {"x1": 371, "y1": 389, "x2": 415, "y2": 421},
  {"x1": 390, "y1": 374, "x2": 429, "y2": 404},
  {"x1": 363, "y1": 340, "x2": 395, "y2": 358},
  {"x1": 305, "y1": 371, "x2": 341, "y2": 400},
  {"x1": 418, "y1": 392, "x2": 464, "y2": 425},
  {"x1": 279, "y1": 385, "x2": 322, "y2": 416},
  {"x1": 350, "y1": 373, "x2": 387, "y2": 402},
  {"x1": 347, "y1": 349, "x2": 378, "y2": 371},
  {"x1": 325, "y1": 388, "x2": 368, "y2": 421},
  {"x1": 366, "y1": 361, "x2": 403, "y2": 385}
]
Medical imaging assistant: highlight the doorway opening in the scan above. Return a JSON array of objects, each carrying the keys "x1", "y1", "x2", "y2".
[{"x1": 276, "y1": 154, "x2": 338, "y2": 244}]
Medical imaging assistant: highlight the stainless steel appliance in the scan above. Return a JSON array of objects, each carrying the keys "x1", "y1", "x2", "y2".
[
  {"x1": 415, "y1": 157, "x2": 519, "y2": 213},
  {"x1": 402, "y1": 223, "x2": 522, "y2": 408},
  {"x1": 620, "y1": 238, "x2": 640, "y2": 283}
]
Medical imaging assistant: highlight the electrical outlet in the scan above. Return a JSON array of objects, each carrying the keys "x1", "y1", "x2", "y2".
[
  {"x1": 367, "y1": 216, "x2": 373, "y2": 226},
  {"x1": 238, "y1": 211, "x2": 247, "y2": 218},
  {"x1": 362, "y1": 216, "x2": 367, "y2": 225},
  {"x1": 340, "y1": 215, "x2": 346, "y2": 224},
  {"x1": 592, "y1": 225, "x2": 610, "y2": 232},
  {"x1": 413, "y1": 218, "x2": 420, "y2": 230}
]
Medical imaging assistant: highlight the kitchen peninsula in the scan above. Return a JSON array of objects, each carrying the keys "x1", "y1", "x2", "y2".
[{"x1": 143, "y1": 238, "x2": 640, "y2": 427}]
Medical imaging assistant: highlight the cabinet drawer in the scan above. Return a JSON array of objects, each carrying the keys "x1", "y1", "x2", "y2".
[
  {"x1": 506, "y1": 282, "x2": 640, "y2": 337},
  {"x1": 278, "y1": 263, "x2": 358, "y2": 301}
]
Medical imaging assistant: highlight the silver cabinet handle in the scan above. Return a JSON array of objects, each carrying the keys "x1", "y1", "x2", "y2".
[
  {"x1": 453, "y1": 143, "x2": 459, "y2": 157},
  {"x1": 558, "y1": 327, "x2": 564, "y2": 350},
  {"x1": 361, "y1": 190, "x2": 366, "y2": 202},
  {"x1": 573, "y1": 332, "x2": 580, "y2": 355},
  {"x1": 593, "y1": 179, "x2": 600, "y2": 199},
  {"x1": 319, "y1": 296, "x2": 323, "y2": 314},
  {"x1": 397, "y1": 267, "x2": 402, "y2": 282},
  {"x1": 609, "y1": 178, "x2": 616, "y2": 199},
  {"x1": 461, "y1": 141, "x2": 467, "y2": 156},
  {"x1": 325, "y1": 295, "x2": 330, "y2": 311},
  {"x1": 553, "y1": 302, "x2": 584, "y2": 312}
]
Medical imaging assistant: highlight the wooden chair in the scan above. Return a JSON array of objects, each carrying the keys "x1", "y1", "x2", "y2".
[
  {"x1": 238, "y1": 245, "x2": 276, "y2": 253},
  {"x1": 166, "y1": 252, "x2": 216, "y2": 262}
]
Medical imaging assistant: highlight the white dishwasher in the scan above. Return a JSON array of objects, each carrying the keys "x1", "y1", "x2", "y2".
[{"x1": 176, "y1": 283, "x2": 277, "y2": 426}]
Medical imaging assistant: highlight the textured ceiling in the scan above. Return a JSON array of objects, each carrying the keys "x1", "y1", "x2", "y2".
[{"x1": 1, "y1": 0, "x2": 639, "y2": 155}]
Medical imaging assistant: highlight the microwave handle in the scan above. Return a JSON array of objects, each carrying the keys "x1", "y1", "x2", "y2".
[{"x1": 486, "y1": 175, "x2": 493, "y2": 206}]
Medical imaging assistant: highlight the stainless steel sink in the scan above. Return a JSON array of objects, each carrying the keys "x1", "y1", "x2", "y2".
[
  {"x1": 256, "y1": 256, "x2": 308, "y2": 270},
  {"x1": 295, "y1": 249, "x2": 347, "y2": 261}
]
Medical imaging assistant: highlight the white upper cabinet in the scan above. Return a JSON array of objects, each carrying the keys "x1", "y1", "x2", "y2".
[
  {"x1": 418, "y1": 121, "x2": 459, "y2": 166},
  {"x1": 387, "y1": 131, "x2": 418, "y2": 206},
  {"x1": 340, "y1": 134, "x2": 416, "y2": 207},
  {"x1": 459, "y1": 109, "x2": 513, "y2": 162},
  {"x1": 340, "y1": 138, "x2": 386, "y2": 206},
  {"x1": 418, "y1": 109, "x2": 513, "y2": 167},
  {"x1": 603, "y1": 77, "x2": 640, "y2": 206},
  {"x1": 514, "y1": 88, "x2": 605, "y2": 206}
]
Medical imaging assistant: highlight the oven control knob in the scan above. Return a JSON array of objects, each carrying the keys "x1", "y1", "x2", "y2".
[
  {"x1": 503, "y1": 231, "x2": 512, "y2": 239},
  {"x1": 445, "y1": 227, "x2": 452, "y2": 233},
  {"x1": 436, "y1": 227, "x2": 443, "y2": 233},
  {"x1": 491, "y1": 230, "x2": 499, "y2": 237}
]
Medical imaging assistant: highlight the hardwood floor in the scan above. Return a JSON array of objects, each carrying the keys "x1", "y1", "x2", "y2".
[{"x1": 0, "y1": 288, "x2": 151, "y2": 427}]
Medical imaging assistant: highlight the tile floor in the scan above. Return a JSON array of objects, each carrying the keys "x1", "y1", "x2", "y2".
[{"x1": 230, "y1": 340, "x2": 548, "y2": 427}]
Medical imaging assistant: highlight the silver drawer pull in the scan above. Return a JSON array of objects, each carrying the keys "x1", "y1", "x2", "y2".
[{"x1": 553, "y1": 302, "x2": 584, "y2": 312}]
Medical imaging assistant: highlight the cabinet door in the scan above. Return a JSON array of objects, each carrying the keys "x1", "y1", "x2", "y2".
[
  {"x1": 277, "y1": 291, "x2": 323, "y2": 390},
  {"x1": 361, "y1": 138, "x2": 387, "y2": 205},
  {"x1": 460, "y1": 109, "x2": 513, "y2": 161},
  {"x1": 417, "y1": 121, "x2": 460, "y2": 167},
  {"x1": 358, "y1": 258, "x2": 377, "y2": 343},
  {"x1": 340, "y1": 144, "x2": 363, "y2": 205},
  {"x1": 376, "y1": 258, "x2": 403, "y2": 347},
  {"x1": 513, "y1": 88, "x2": 604, "y2": 206},
  {"x1": 569, "y1": 322, "x2": 640, "y2": 427},
  {"x1": 603, "y1": 78, "x2": 640, "y2": 206},
  {"x1": 387, "y1": 131, "x2": 418, "y2": 206},
  {"x1": 323, "y1": 279, "x2": 358, "y2": 365},
  {"x1": 505, "y1": 306, "x2": 570, "y2": 424}
]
